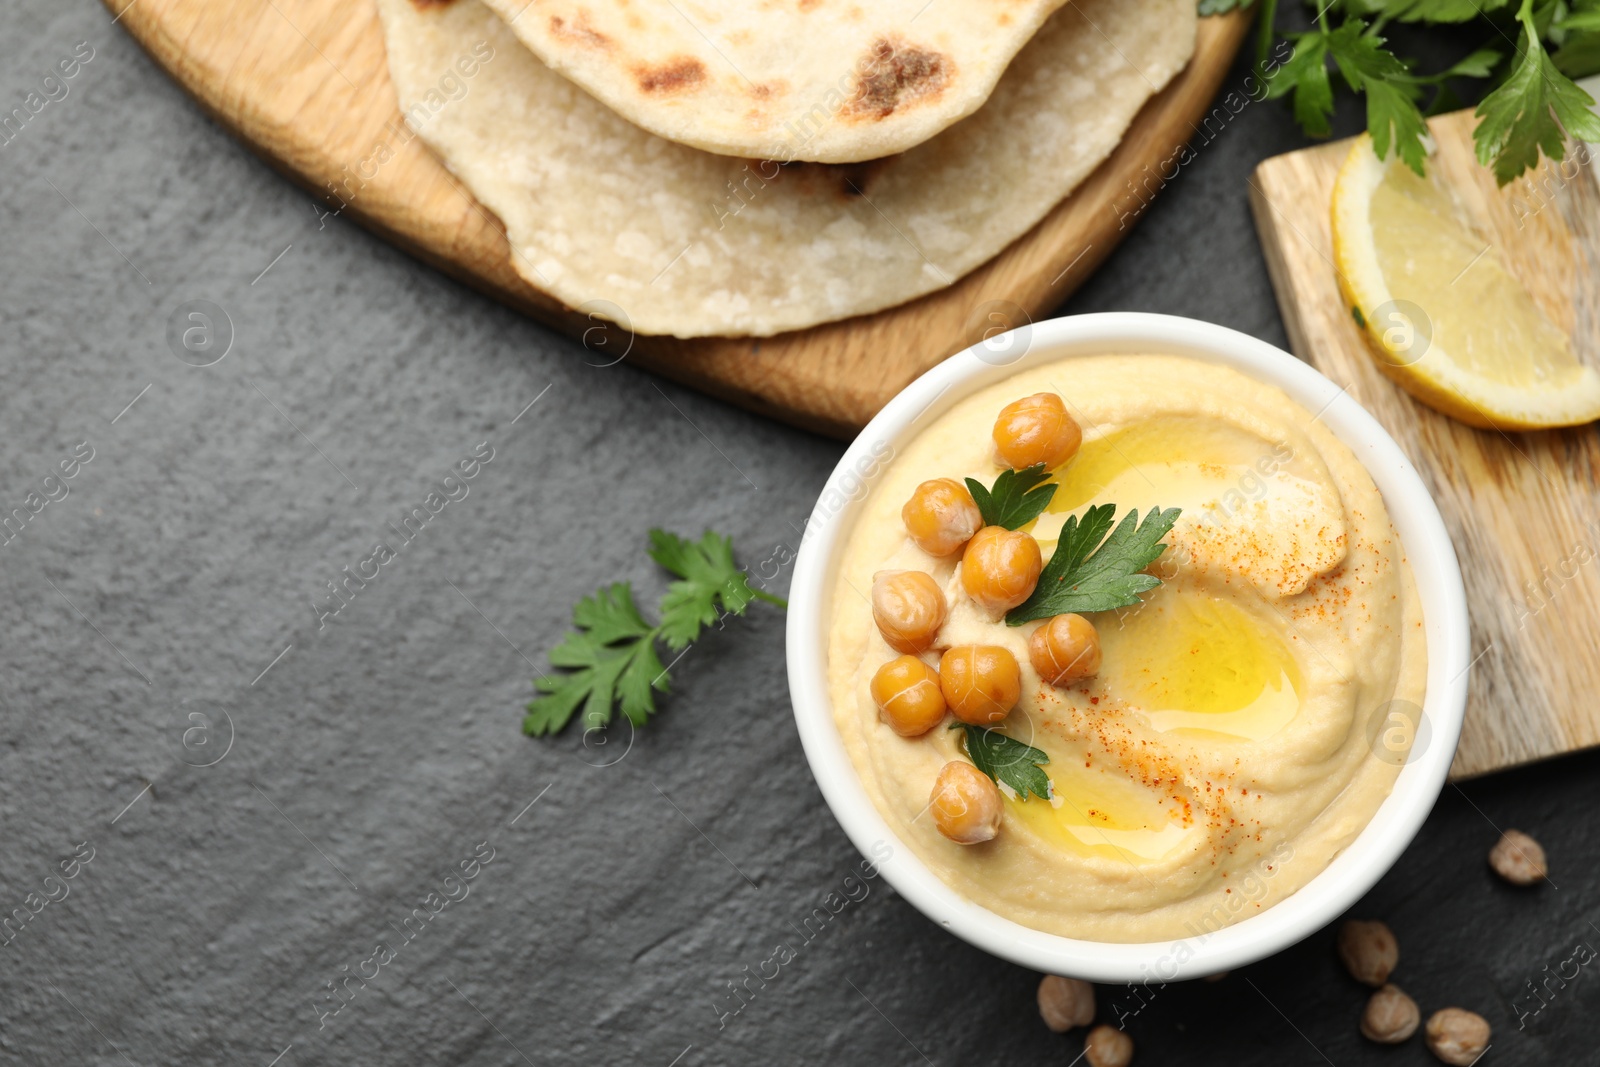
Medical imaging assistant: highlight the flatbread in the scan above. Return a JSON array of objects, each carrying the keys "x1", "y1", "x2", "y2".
[
  {"x1": 375, "y1": 0, "x2": 1195, "y2": 338},
  {"x1": 475, "y1": 0, "x2": 1074, "y2": 164}
]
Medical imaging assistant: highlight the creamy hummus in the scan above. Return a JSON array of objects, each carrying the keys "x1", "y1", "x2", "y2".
[{"x1": 827, "y1": 355, "x2": 1426, "y2": 943}]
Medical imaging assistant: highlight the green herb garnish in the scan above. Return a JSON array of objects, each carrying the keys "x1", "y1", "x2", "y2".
[
  {"x1": 965, "y1": 463, "x2": 1057, "y2": 530},
  {"x1": 646, "y1": 529, "x2": 766, "y2": 648},
  {"x1": 950, "y1": 723, "x2": 1053, "y2": 801},
  {"x1": 523, "y1": 529, "x2": 785, "y2": 736},
  {"x1": 524, "y1": 583, "x2": 666, "y2": 736},
  {"x1": 1474, "y1": 7, "x2": 1600, "y2": 185},
  {"x1": 1006, "y1": 504, "x2": 1181, "y2": 624},
  {"x1": 1217, "y1": 0, "x2": 1600, "y2": 186}
]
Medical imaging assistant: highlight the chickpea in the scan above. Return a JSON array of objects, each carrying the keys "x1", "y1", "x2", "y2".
[
  {"x1": 1361, "y1": 984, "x2": 1420, "y2": 1044},
  {"x1": 960, "y1": 526, "x2": 1042, "y2": 616},
  {"x1": 1488, "y1": 828, "x2": 1547, "y2": 885},
  {"x1": 1029, "y1": 613, "x2": 1102, "y2": 686},
  {"x1": 1424, "y1": 1008, "x2": 1490, "y2": 1066},
  {"x1": 1037, "y1": 975, "x2": 1095, "y2": 1032},
  {"x1": 870, "y1": 656, "x2": 947, "y2": 737},
  {"x1": 929, "y1": 761, "x2": 1002, "y2": 844},
  {"x1": 939, "y1": 645, "x2": 1021, "y2": 725},
  {"x1": 871, "y1": 570, "x2": 947, "y2": 654},
  {"x1": 902, "y1": 478, "x2": 983, "y2": 557},
  {"x1": 993, "y1": 392, "x2": 1083, "y2": 471},
  {"x1": 1083, "y1": 1024, "x2": 1133, "y2": 1067},
  {"x1": 1337, "y1": 919, "x2": 1398, "y2": 987}
]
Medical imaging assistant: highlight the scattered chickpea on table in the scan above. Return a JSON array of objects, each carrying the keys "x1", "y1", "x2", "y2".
[
  {"x1": 1488, "y1": 828, "x2": 1547, "y2": 886},
  {"x1": 1425, "y1": 1007, "x2": 1491, "y2": 1065},
  {"x1": 1336, "y1": 918, "x2": 1494, "y2": 1062},
  {"x1": 1083, "y1": 1023, "x2": 1134, "y2": 1067},
  {"x1": 1361, "y1": 984, "x2": 1420, "y2": 1043},
  {"x1": 1036, "y1": 975, "x2": 1095, "y2": 1032},
  {"x1": 1337, "y1": 919, "x2": 1398, "y2": 987}
]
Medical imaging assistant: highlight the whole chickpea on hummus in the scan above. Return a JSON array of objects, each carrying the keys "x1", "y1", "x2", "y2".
[{"x1": 827, "y1": 355, "x2": 1427, "y2": 943}]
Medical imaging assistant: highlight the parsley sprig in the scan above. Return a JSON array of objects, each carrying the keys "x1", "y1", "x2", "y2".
[
  {"x1": 965, "y1": 463, "x2": 1057, "y2": 530},
  {"x1": 951, "y1": 724, "x2": 1054, "y2": 801},
  {"x1": 1006, "y1": 504, "x2": 1181, "y2": 623},
  {"x1": 1215, "y1": 0, "x2": 1600, "y2": 185},
  {"x1": 523, "y1": 529, "x2": 785, "y2": 736},
  {"x1": 1475, "y1": 2, "x2": 1600, "y2": 182}
]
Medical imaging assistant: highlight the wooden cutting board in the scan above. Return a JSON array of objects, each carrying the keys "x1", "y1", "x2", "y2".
[
  {"x1": 1251, "y1": 110, "x2": 1600, "y2": 779},
  {"x1": 107, "y1": 0, "x2": 1250, "y2": 437}
]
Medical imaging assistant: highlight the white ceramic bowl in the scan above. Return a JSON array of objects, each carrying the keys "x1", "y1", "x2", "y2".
[{"x1": 786, "y1": 312, "x2": 1470, "y2": 982}]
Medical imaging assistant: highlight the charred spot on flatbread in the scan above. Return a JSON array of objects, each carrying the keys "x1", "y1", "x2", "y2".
[
  {"x1": 846, "y1": 38, "x2": 949, "y2": 119},
  {"x1": 548, "y1": 14, "x2": 610, "y2": 48},
  {"x1": 408, "y1": 0, "x2": 463, "y2": 9},
  {"x1": 634, "y1": 57, "x2": 707, "y2": 94}
]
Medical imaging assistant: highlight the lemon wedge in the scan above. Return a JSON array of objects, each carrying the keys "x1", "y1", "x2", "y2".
[{"x1": 1331, "y1": 134, "x2": 1600, "y2": 429}]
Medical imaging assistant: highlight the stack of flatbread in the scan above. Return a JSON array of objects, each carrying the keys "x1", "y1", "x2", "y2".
[{"x1": 374, "y1": 0, "x2": 1196, "y2": 338}]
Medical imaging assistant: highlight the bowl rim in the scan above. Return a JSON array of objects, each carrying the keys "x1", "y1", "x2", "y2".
[{"x1": 784, "y1": 311, "x2": 1470, "y2": 982}]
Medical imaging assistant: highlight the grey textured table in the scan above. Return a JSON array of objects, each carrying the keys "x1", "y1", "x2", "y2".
[{"x1": 1, "y1": 3, "x2": 1594, "y2": 1064}]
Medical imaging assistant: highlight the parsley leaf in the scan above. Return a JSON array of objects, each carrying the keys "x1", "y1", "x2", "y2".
[
  {"x1": 525, "y1": 583, "x2": 667, "y2": 735},
  {"x1": 1267, "y1": 30, "x2": 1336, "y2": 136},
  {"x1": 1244, "y1": 0, "x2": 1597, "y2": 184},
  {"x1": 1376, "y1": 0, "x2": 1513, "y2": 22},
  {"x1": 1006, "y1": 504, "x2": 1181, "y2": 623},
  {"x1": 951, "y1": 724, "x2": 1053, "y2": 801},
  {"x1": 1325, "y1": 20, "x2": 1430, "y2": 174},
  {"x1": 1363, "y1": 78, "x2": 1431, "y2": 174},
  {"x1": 649, "y1": 529, "x2": 761, "y2": 650},
  {"x1": 964, "y1": 464, "x2": 1057, "y2": 531},
  {"x1": 1554, "y1": 31, "x2": 1600, "y2": 78},
  {"x1": 1554, "y1": 0, "x2": 1600, "y2": 76},
  {"x1": 523, "y1": 529, "x2": 784, "y2": 737},
  {"x1": 1475, "y1": 8, "x2": 1600, "y2": 185},
  {"x1": 1558, "y1": 7, "x2": 1600, "y2": 33},
  {"x1": 1435, "y1": 48, "x2": 1502, "y2": 80}
]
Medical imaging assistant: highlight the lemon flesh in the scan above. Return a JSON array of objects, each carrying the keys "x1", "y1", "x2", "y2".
[{"x1": 1332, "y1": 135, "x2": 1600, "y2": 429}]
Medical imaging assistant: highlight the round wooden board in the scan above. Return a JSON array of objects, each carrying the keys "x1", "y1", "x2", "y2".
[{"x1": 108, "y1": 0, "x2": 1250, "y2": 437}]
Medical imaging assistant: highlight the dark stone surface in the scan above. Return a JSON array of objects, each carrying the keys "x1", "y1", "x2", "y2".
[{"x1": 0, "y1": 3, "x2": 1592, "y2": 1064}]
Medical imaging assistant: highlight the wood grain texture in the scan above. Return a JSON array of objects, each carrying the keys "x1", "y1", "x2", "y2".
[
  {"x1": 1251, "y1": 111, "x2": 1600, "y2": 779},
  {"x1": 106, "y1": 0, "x2": 1250, "y2": 438}
]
